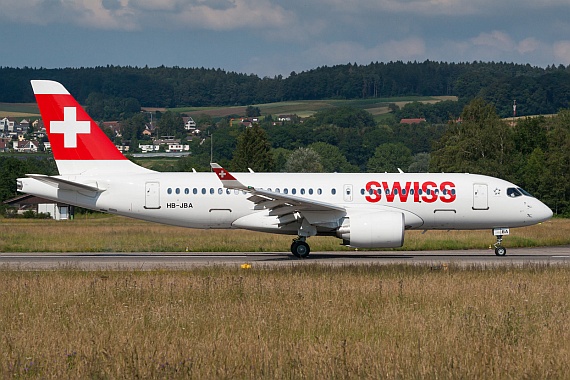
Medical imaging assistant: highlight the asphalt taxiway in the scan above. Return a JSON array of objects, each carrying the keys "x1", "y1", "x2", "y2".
[{"x1": 1, "y1": 246, "x2": 569, "y2": 270}]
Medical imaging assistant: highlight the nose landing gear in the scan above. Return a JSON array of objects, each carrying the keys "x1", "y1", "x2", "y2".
[
  {"x1": 492, "y1": 228, "x2": 509, "y2": 256},
  {"x1": 494, "y1": 235, "x2": 507, "y2": 256}
]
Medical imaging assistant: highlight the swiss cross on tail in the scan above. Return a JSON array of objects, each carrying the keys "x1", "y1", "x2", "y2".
[
  {"x1": 51, "y1": 107, "x2": 90, "y2": 148},
  {"x1": 31, "y1": 80, "x2": 126, "y2": 161}
]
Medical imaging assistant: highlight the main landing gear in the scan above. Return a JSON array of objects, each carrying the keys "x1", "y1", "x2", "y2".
[
  {"x1": 494, "y1": 234, "x2": 507, "y2": 256},
  {"x1": 291, "y1": 237, "x2": 310, "y2": 258}
]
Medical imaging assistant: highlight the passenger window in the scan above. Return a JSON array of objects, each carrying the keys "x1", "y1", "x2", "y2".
[
  {"x1": 275, "y1": 188, "x2": 280, "y2": 193},
  {"x1": 193, "y1": 188, "x2": 198, "y2": 195},
  {"x1": 184, "y1": 188, "x2": 189, "y2": 195},
  {"x1": 284, "y1": 188, "x2": 289, "y2": 194},
  {"x1": 331, "y1": 188, "x2": 336, "y2": 195},
  {"x1": 210, "y1": 188, "x2": 214, "y2": 194},
  {"x1": 300, "y1": 188, "x2": 305, "y2": 195},
  {"x1": 201, "y1": 188, "x2": 206, "y2": 194},
  {"x1": 292, "y1": 188, "x2": 296, "y2": 195},
  {"x1": 317, "y1": 189, "x2": 322, "y2": 195},
  {"x1": 167, "y1": 188, "x2": 172, "y2": 194},
  {"x1": 218, "y1": 188, "x2": 223, "y2": 194},
  {"x1": 309, "y1": 189, "x2": 314, "y2": 195}
]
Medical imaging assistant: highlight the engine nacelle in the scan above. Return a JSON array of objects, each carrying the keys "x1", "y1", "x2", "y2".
[{"x1": 336, "y1": 211, "x2": 405, "y2": 248}]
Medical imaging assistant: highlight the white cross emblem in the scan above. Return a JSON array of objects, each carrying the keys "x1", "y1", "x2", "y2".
[
  {"x1": 218, "y1": 170, "x2": 226, "y2": 178},
  {"x1": 50, "y1": 107, "x2": 91, "y2": 148}
]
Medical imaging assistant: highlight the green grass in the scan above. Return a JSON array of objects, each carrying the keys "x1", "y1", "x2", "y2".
[{"x1": 0, "y1": 265, "x2": 569, "y2": 378}]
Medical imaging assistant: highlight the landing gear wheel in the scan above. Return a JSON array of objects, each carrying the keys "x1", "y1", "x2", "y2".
[
  {"x1": 291, "y1": 240, "x2": 310, "y2": 258},
  {"x1": 495, "y1": 246, "x2": 507, "y2": 256},
  {"x1": 493, "y1": 234, "x2": 507, "y2": 256}
]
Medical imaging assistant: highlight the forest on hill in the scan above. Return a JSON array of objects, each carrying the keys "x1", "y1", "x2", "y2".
[{"x1": 1, "y1": 61, "x2": 569, "y2": 117}]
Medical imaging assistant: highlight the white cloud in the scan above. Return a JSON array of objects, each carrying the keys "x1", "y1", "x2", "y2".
[
  {"x1": 553, "y1": 41, "x2": 570, "y2": 64},
  {"x1": 168, "y1": 0, "x2": 294, "y2": 30},
  {"x1": 517, "y1": 38, "x2": 539, "y2": 54},
  {"x1": 471, "y1": 31, "x2": 540, "y2": 56},
  {"x1": 0, "y1": 0, "x2": 294, "y2": 31},
  {"x1": 308, "y1": 38, "x2": 426, "y2": 66},
  {"x1": 471, "y1": 31, "x2": 515, "y2": 52}
]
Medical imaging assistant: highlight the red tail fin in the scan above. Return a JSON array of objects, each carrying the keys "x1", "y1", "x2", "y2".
[{"x1": 31, "y1": 80, "x2": 149, "y2": 175}]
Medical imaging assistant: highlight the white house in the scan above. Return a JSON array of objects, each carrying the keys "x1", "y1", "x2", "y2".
[
  {"x1": 184, "y1": 117, "x2": 197, "y2": 130},
  {"x1": 139, "y1": 143, "x2": 159, "y2": 153},
  {"x1": 3, "y1": 194, "x2": 73, "y2": 220},
  {"x1": 13, "y1": 140, "x2": 39, "y2": 153},
  {"x1": 0, "y1": 117, "x2": 15, "y2": 133}
]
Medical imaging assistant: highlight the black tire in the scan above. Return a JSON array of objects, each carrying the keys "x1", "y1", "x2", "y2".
[
  {"x1": 291, "y1": 241, "x2": 310, "y2": 258},
  {"x1": 291, "y1": 241, "x2": 301, "y2": 258},
  {"x1": 495, "y1": 246, "x2": 507, "y2": 256}
]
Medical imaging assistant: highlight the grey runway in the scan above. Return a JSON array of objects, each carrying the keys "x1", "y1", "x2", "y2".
[{"x1": 1, "y1": 246, "x2": 570, "y2": 270}]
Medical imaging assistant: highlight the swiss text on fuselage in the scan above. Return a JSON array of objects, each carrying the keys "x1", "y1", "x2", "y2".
[{"x1": 364, "y1": 181, "x2": 456, "y2": 203}]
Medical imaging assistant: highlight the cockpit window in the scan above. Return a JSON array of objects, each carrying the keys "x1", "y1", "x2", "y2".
[
  {"x1": 518, "y1": 187, "x2": 534, "y2": 197},
  {"x1": 507, "y1": 188, "x2": 522, "y2": 198}
]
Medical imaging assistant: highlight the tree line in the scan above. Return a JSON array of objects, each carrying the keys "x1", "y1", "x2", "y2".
[{"x1": 1, "y1": 61, "x2": 570, "y2": 116}]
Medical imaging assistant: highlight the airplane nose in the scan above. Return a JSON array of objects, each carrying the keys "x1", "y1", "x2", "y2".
[{"x1": 535, "y1": 200, "x2": 553, "y2": 222}]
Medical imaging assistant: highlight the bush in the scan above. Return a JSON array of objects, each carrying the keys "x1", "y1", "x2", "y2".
[{"x1": 22, "y1": 210, "x2": 52, "y2": 219}]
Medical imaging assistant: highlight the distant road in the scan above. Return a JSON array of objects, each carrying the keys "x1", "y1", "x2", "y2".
[{"x1": 1, "y1": 246, "x2": 569, "y2": 270}]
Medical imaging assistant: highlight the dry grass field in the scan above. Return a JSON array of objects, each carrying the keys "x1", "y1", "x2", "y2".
[
  {"x1": 0, "y1": 265, "x2": 569, "y2": 378},
  {"x1": 0, "y1": 215, "x2": 565, "y2": 253},
  {"x1": 0, "y1": 103, "x2": 40, "y2": 118},
  {"x1": 170, "y1": 96, "x2": 457, "y2": 120}
]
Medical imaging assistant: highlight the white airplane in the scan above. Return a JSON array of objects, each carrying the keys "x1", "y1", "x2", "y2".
[{"x1": 18, "y1": 80, "x2": 553, "y2": 258}]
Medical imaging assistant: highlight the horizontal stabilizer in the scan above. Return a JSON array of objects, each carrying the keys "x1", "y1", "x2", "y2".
[{"x1": 26, "y1": 174, "x2": 104, "y2": 192}]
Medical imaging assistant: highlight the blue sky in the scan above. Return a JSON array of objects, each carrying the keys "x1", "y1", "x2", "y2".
[{"x1": 1, "y1": 0, "x2": 570, "y2": 77}]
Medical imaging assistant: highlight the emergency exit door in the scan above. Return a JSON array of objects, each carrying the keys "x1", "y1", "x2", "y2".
[
  {"x1": 472, "y1": 184, "x2": 488, "y2": 210},
  {"x1": 145, "y1": 182, "x2": 161, "y2": 209}
]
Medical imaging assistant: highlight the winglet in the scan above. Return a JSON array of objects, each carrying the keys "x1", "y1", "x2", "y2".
[{"x1": 210, "y1": 163, "x2": 249, "y2": 190}]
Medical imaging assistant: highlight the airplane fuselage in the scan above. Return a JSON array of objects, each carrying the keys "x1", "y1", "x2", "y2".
[{"x1": 19, "y1": 171, "x2": 550, "y2": 234}]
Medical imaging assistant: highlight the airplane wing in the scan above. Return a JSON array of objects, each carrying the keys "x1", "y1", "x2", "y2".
[
  {"x1": 211, "y1": 163, "x2": 346, "y2": 226},
  {"x1": 26, "y1": 174, "x2": 105, "y2": 193}
]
